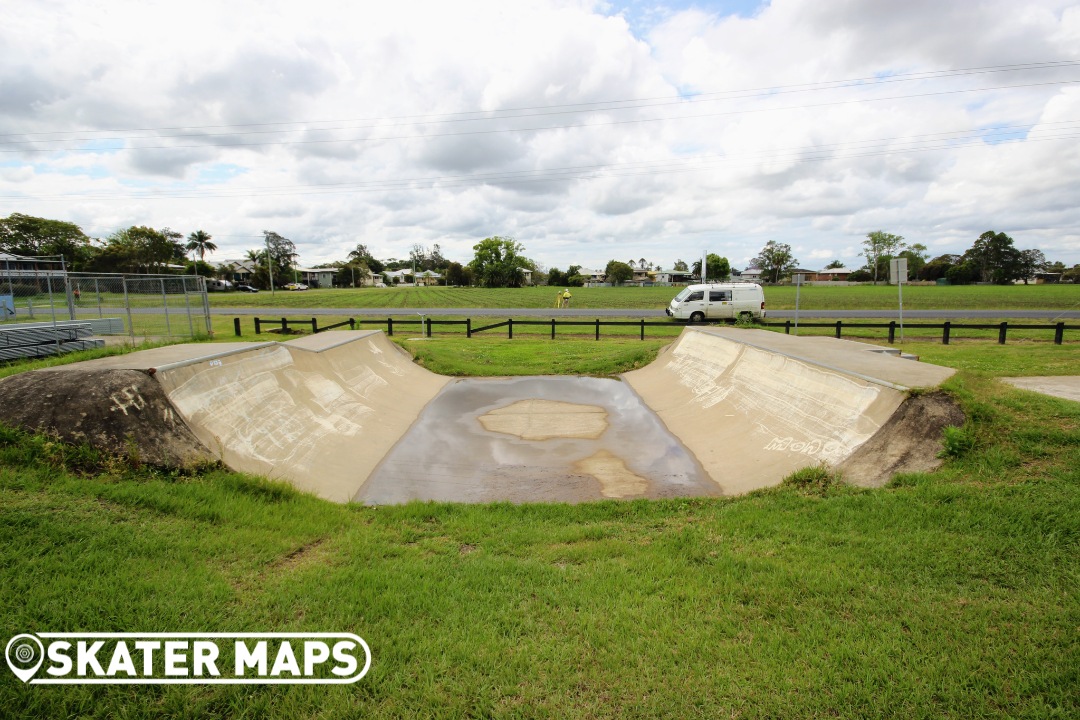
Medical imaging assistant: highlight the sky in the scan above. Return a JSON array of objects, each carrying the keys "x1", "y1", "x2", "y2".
[{"x1": 2, "y1": 0, "x2": 1079, "y2": 273}]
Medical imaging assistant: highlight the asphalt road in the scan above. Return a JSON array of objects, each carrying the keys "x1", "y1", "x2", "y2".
[{"x1": 210, "y1": 307, "x2": 1080, "y2": 320}]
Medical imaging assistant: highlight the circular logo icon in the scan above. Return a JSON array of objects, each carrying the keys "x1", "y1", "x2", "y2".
[{"x1": 5, "y1": 634, "x2": 44, "y2": 683}]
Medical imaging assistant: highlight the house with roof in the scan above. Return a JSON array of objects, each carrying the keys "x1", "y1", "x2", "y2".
[{"x1": 809, "y1": 267, "x2": 854, "y2": 281}]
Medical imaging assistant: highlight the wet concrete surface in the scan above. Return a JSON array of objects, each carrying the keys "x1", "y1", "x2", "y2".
[{"x1": 354, "y1": 375, "x2": 718, "y2": 504}]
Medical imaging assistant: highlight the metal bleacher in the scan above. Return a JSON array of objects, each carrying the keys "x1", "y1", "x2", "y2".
[{"x1": 0, "y1": 320, "x2": 110, "y2": 362}]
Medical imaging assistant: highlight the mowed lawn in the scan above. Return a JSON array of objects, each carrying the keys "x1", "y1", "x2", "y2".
[
  {"x1": 0, "y1": 338, "x2": 1077, "y2": 718},
  {"x1": 206, "y1": 283, "x2": 1080, "y2": 311}
]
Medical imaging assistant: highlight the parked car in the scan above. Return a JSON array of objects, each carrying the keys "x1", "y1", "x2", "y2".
[
  {"x1": 666, "y1": 282, "x2": 766, "y2": 322},
  {"x1": 236, "y1": 285, "x2": 259, "y2": 293},
  {"x1": 284, "y1": 283, "x2": 309, "y2": 291}
]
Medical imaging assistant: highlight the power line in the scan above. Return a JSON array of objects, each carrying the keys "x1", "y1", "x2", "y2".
[
  {"x1": 2, "y1": 60, "x2": 1077, "y2": 145},
  {"x1": 7, "y1": 121, "x2": 1076, "y2": 201},
  {"x1": 3, "y1": 78, "x2": 1076, "y2": 155}
]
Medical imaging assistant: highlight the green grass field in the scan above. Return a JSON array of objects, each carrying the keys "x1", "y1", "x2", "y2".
[
  {"x1": 1, "y1": 338, "x2": 1077, "y2": 718},
  {"x1": 206, "y1": 283, "x2": 1080, "y2": 311}
]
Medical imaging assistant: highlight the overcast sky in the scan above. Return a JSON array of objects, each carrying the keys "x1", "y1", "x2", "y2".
[{"x1": 2, "y1": 0, "x2": 1079, "y2": 272}]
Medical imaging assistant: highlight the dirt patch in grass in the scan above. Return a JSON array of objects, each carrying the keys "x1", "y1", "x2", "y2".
[{"x1": 840, "y1": 391, "x2": 965, "y2": 487}]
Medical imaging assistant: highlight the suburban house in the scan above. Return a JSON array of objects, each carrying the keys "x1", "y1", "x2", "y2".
[
  {"x1": 651, "y1": 268, "x2": 696, "y2": 284},
  {"x1": 741, "y1": 267, "x2": 764, "y2": 282},
  {"x1": 217, "y1": 259, "x2": 257, "y2": 284},
  {"x1": 809, "y1": 267, "x2": 854, "y2": 281},
  {"x1": 295, "y1": 267, "x2": 336, "y2": 289}
]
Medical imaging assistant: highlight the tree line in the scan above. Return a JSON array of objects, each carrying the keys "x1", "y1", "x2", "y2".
[{"x1": 3, "y1": 213, "x2": 1076, "y2": 287}]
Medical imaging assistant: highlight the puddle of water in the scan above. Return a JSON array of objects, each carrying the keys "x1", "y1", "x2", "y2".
[{"x1": 354, "y1": 376, "x2": 718, "y2": 504}]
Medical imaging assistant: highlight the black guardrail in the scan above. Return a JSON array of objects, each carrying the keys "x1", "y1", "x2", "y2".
[{"x1": 238, "y1": 316, "x2": 1076, "y2": 345}]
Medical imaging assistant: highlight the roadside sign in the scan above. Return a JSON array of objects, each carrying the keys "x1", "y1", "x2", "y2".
[{"x1": 889, "y1": 257, "x2": 908, "y2": 285}]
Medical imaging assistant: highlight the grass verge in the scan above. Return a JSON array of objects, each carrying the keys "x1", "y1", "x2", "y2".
[{"x1": 0, "y1": 339, "x2": 1077, "y2": 718}]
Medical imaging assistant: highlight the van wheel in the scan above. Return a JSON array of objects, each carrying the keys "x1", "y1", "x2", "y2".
[{"x1": 690, "y1": 311, "x2": 705, "y2": 323}]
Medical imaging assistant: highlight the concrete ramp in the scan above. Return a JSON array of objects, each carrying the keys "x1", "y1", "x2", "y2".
[
  {"x1": 623, "y1": 327, "x2": 956, "y2": 495},
  {"x1": 28, "y1": 331, "x2": 448, "y2": 502},
  {"x1": 0, "y1": 327, "x2": 958, "y2": 503}
]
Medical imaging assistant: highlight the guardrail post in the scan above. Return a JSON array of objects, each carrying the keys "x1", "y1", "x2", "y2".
[
  {"x1": 835, "y1": 320, "x2": 842, "y2": 339},
  {"x1": 387, "y1": 317, "x2": 393, "y2": 336},
  {"x1": 234, "y1": 317, "x2": 241, "y2": 337},
  {"x1": 312, "y1": 317, "x2": 318, "y2": 333},
  {"x1": 1054, "y1": 322, "x2": 1064, "y2": 345},
  {"x1": 998, "y1": 322, "x2": 1007, "y2": 345},
  {"x1": 466, "y1": 318, "x2": 471, "y2": 339},
  {"x1": 551, "y1": 318, "x2": 555, "y2": 340},
  {"x1": 255, "y1": 317, "x2": 261, "y2": 334},
  {"x1": 784, "y1": 320, "x2": 791, "y2": 334},
  {"x1": 888, "y1": 321, "x2": 896, "y2": 344},
  {"x1": 595, "y1": 318, "x2": 600, "y2": 341},
  {"x1": 508, "y1": 318, "x2": 513, "y2": 339},
  {"x1": 942, "y1": 321, "x2": 950, "y2": 345},
  {"x1": 640, "y1": 318, "x2": 645, "y2": 341}
]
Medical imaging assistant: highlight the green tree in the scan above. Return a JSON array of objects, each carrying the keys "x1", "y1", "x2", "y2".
[
  {"x1": 0, "y1": 213, "x2": 94, "y2": 269},
  {"x1": 918, "y1": 254, "x2": 961, "y2": 282},
  {"x1": 692, "y1": 254, "x2": 731, "y2": 282},
  {"x1": 445, "y1": 262, "x2": 472, "y2": 286},
  {"x1": 673, "y1": 259, "x2": 688, "y2": 272},
  {"x1": 1016, "y1": 249, "x2": 1047, "y2": 285},
  {"x1": 469, "y1": 236, "x2": 527, "y2": 288},
  {"x1": 253, "y1": 231, "x2": 298, "y2": 289},
  {"x1": 863, "y1": 231, "x2": 905, "y2": 284},
  {"x1": 605, "y1": 260, "x2": 634, "y2": 285},
  {"x1": 824, "y1": 259, "x2": 845, "y2": 269},
  {"x1": 964, "y1": 231, "x2": 1023, "y2": 284},
  {"x1": 547, "y1": 268, "x2": 566, "y2": 286},
  {"x1": 186, "y1": 230, "x2": 217, "y2": 261},
  {"x1": 752, "y1": 241, "x2": 798, "y2": 283}
]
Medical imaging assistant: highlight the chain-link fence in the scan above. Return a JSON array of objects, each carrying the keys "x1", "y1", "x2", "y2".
[{"x1": 1, "y1": 254, "x2": 211, "y2": 341}]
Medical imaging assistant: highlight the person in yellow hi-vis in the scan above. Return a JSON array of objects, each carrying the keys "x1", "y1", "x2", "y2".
[
  {"x1": 561, "y1": 288, "x2": 572, "y2": 308},
  {"x1": 555, "y1": 290, "x2": 563, "y2": 308}
]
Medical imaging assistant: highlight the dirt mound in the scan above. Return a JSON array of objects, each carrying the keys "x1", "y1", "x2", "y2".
[
  {"x1": 838, "y1": 391, "x2": 964, "y2": 487},
  {"x1": 0, "y1": 368, "x2": 215, "y2": 467}
]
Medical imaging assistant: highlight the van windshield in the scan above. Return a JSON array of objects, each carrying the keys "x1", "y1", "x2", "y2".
[{"x1": 673, "y1": 288, "x2": 692, "y2": 302}]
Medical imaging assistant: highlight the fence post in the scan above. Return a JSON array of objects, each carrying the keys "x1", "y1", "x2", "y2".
[
  {"x1": 94, "y1": 278, "x2": 103, "y2": 319},
  {"x1": 998, "y1": 321, "x2": 1007, "y2": 345},
  {"x1": 312, "y1": 317, "x2": 318, "y2": 333},
  {"x1": 122, "y1": 278, "x2": 134, "y2": 341},
  {"x1": 785, "y1": 320, "x2": 791, "y2": 334},
  {"x1": 234, "y1": 317, "x2": 241, "y2": 337},
  {"x1": 640, "y1": 318, "x2": 645, "y2": 341},
  {"x1": 835, "y1": 320, "x2": 842, "y2": 339},
  {"x1": 1055, "y1": 322, "x2": 1064, "y2": 345},
  {"x1": 551, "y1": 318, "x2": 555, "y2": 340},
  {"x1": 508, "y1": 318, "x2": 513, "y2": 340},
  {"x1": 161, "y1": 278, "x2": 172, "y2": 337},
  {"x1": 281, "y1": 317, "x2": 287, "y2": 333},
  {"x1": 942, "y1": 321, "x2": 950, "y2": 345},
  {"x1": 888, "y1": 321, "x2": 896, "y2": 344},
  {"x1": 183, "y1": 278, "x2": 195, "y2": 338},
  {"x1": 426, "y1": 317, "x2": 431, "y2": 338},
  {"x1": 349, "y1": 318, "x2": 355, "y2": 330},
  {"x1": 466, "y1": 318, "x2": 471, "y2": 339},
  {"x1": 387, "y1": 317, "x2": 393, "y2": 336},
  {"x1": 255, "y1": 317, "x2": 261, "y2": 334},
  {"x1": 595, "y1": 318, "x2": 600, "y2": 341}
]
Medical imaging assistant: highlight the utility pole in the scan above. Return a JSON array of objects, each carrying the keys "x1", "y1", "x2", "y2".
[{"x1": 265, "y1": 235, "x2": 275, "y2": 295}]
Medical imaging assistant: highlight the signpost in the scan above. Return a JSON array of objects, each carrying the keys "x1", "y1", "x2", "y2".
[
  {"x1": 889, "y1": 257, "x2": 908, "y2": 343},
  {"x1": 793, "y1": 273, "x2": 804, "y2": 334}
]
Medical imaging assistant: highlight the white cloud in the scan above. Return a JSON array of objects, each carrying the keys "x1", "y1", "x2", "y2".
[{"x1": 1, "y1": 0, "x2": 1079, "y2": 271}]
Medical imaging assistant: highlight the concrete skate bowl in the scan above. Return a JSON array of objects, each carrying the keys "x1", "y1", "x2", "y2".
[{"x1": 0, "y1": 328, "x2": 961, "y2": 503}]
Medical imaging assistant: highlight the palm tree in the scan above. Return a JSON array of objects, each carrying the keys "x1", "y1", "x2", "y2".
[{"x1": 186, "y1": 230, "x2": 217, "y2": 260}]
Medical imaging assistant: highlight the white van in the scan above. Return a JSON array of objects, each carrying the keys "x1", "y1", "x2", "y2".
[{"x1": 666, "y1": 283, "x2": 766, "y2": 322}]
